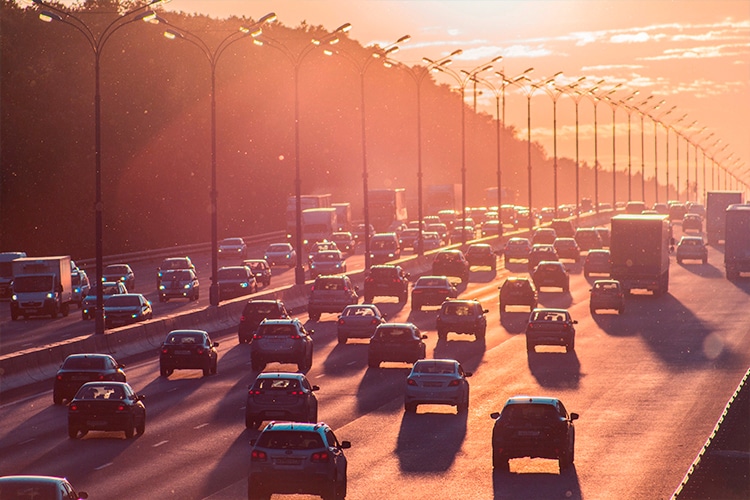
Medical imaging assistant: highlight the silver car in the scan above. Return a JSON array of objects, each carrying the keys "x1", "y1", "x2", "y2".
[
  {"x1": 0, "y1": 475, "x2": 88, "y2": 500},
  {"x1": 404, "y1": 359, "x2": 471, "y2": 413},
  {"x1": 336, "y1": 304, "x2": 386, "y2": 344},
  {"x1": 675, "y1": 236, "x2": 708, "y2": 264},
  {"x1": 309, "y1": 250, "x2": 346, "y2": 279},
  {"x1": 264, "y1": 242, "x2": 297, "y2": 268}
]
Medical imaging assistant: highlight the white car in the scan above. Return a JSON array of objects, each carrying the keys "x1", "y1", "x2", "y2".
[
  {"x1": 264, "y1": 243, "x2": 297, "y2": 268},
  {"x1": 218, "y1": 237, "x2": 247, "y2": 259},
  {"x1": 404, "y1": 359, "x2": 471, "y2": 413}
]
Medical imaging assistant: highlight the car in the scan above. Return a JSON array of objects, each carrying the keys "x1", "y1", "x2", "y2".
[
  {"x1": 362, "y1": 264, "x2": 410, "y2": 303},
  {"x1": 71, "y1": 268, "x2": 90, "y2": 308},
  {"x1": 590, "y1": 279, "x2": 625, "y2": 314},
  {"x1": 595, "y1": 226, "x2": 611, "y2": 247},
  {"x1": 330, "y1": 231, "x2": 355, "y2": 254},
  {"x1": 411, "y1": 275, "x2": 458, "y2": 312},
  {"x1": 156, "y1": 256, "x2": 195, "y2": 289},
  {"x1": 653, "y1": 202, "x2": 669, "y2": 215},
  {"x1": 238, "y1": 299, "x2": 290, "y2": 344},
  {"x1": 625, "y1": 201, "x2": 647, "y2": 214},
  {"x1": 498, "y1": 276, "x2": 538, "y2": 313},
  {"x1": 525, "y1": 308, "x2": 577, "y2": 353},
  {"x1": 102, "y1": 263, "x2": 135, "y2": 291},
  {"x1": 81, "y1": 281, "x2": 127, "y2": 320},
  {"x1": 243, "y1": 259, "x2": 272, "y2": 287},
  {"x1": 450, "y1": 225, "x2": 475, "y2": 244},
  {"x1": 427, "y1": 222, "x2": 449, "y2": 243},
  {"x1": 528, "y1": 244, "x2": 559, "y2": 270},
  {"x1": 398, "y1": 228, "x2": 421, "y2": 251},
  {"x1": 217, "y1": 265, "x2": 258, "y2": 300},
  {"x1": 245, "y1": 372, "x2": 319, "y2": 429},
  {"x1": 336, "y1": 303, "x2": 386, "y2": 344},
  {"x1": 264, "y1": 242, "x2": 297, "y2": 268},
  {"x1": 436, "y1": 299, "x2": 488, "y2": 341},
  {"x1": 53, "y1": 353, "x2": 126, "y2": 405},
  {"x1": 158, "y1": 268, "x2": 199, "y2": 302},
  {"x1": 682, "y1": 213, "x2": 703, "y2": 232},
  {"x1": 687, "y1": 203, "x2": 706, "y2": 218},
  {"x1": 250, "y1": 318, "x2": 314, "y2": 371},
  {"x1": 159, "y1": 329, "x2": 219, "y2": 377},
  {"x1": 676, "y1": 236, "x2": 708, "y2": 264},
  {"x1": 370, "y1": 231, "x2": 406, "y2": 264},
  {"x1": 310, "y1": 250, "x2": 347, "y2": 279},
  {"x1": 218, "y1": 237, "x2": 247, "y2": 259},
  {"x1": 352, "y1": 223, "x2": 375, "y2": 244},
  {"x1": 367, "y1": 322, "x2": 427, "y2": 368},
  {"x1": 67, "y1": 381, "x2": 146, "y2": 439},
  {"x1": 432, "y1": 249, "x2": 470, "y2": 283},
  {"x1": 103, "y1": 293, "x2": 153, "y2": 328},
  {"x1": 490, "y1": 396, "x2": 579, "y2": 471},
  {"x1": 481, "y1": 219, "x2": 502, "y2": 237},
  {"x1": 248, "y1": 421, "x2": 351, "y2": 500},
  {"x1": 465, "y1": 243, "x2": 496, "y2": 271},
  {"x1": 404, "y1": 359, "x2": 472, "y2": 413},
  {"x1": 308, "y1": 240, "x2": 339, "y2": 266},
  {"x1": 553, "y1": 237, "x2": 581, "y2": 263},
  {"x1": 574, "y1": 227, "x2": 603, "y2": 251},
  {"x1": 0, "y1": 475, "x2": 88, "y2": 500},
  {"x1": 420, "y1": 231, "x2": 443, "y2": 251},
  {"x1": 531, "y1": 227, "x2": 558, "y2": 245},
  {"x1": 584, "y1": 248, "x2": 611, "y2": 277},
  {"x1": 531, "y1": 261, "x2": 570, "y2": 292},
  {"x1": 669, "y1": 202, "x2": 687, "y2": 222},
  {"x1": 504, "y1": 237, "x2": 532, "y2": 262},
  {"x1": 550, "y1": 218, "x2": 576, "y2": 238},
  {"x1": 307, "y1": 275, "x2": 359, "y2": 321},
  {"x1": 437, "y1": 209, "x2": 458, "y2": 227}
]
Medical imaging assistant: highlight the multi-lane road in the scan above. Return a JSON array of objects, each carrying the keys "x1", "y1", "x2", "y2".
[{"x1": 1, "y1": 227, "x2": 748, "y2": 499}]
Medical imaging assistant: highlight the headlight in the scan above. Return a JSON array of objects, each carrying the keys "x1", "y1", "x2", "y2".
[
  {"x1": 286, "y1": 253, "x2": 291, "y2": 258},
  {"x1": 335, "y1": 263, "x2": 341, "y2": 268},
  {"x1": 240, "y1": 282, "x2": 249, "y2": 288},
  {"x1": 183, "y1": 283, "x2": 192, "y2": 289},
  {"x1": 46, "y1": 293, "x2": 54, "y2": 299},
  {"x1": 388, "y1": 253, "x2": 394, "y2": 258},
  {"x1": 11, "y1": 294, "x2": 17, "y2": 301},
  {"x1": 159, "y1": 285, "x2": 166, "y2": 290}
]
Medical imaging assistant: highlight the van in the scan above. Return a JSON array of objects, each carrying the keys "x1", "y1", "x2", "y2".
[{"x1": 368, "y1": 233, "x2": 401, "y2": 265}]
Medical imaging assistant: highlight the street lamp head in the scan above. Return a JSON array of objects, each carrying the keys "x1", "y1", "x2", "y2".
[
  {"x1": 39, "y1": 10, "x2": 62, "y2": 22},
  {"x1": 258, "y1": 12, "x2": 277, "y2": 24},
  {"x1": 334, "y1": 23, "x2": 352, "y2": 34},
  {"x1": 449, "y1": 49, "x2": 464, "y2": 57},
  {"x1": 396, "y1": 34, "x2": 412, "y2": 44},
  {"x1": 163, "y1": 29, "x2": 180, "y2": 40}
]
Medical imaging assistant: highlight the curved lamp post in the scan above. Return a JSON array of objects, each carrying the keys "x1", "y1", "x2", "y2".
[
  {"x1": 617, "y1": 92, "x2": 645, "y2": 201},
  {"x1": 696, "y1": 132, "x2": 715, "y2": 200},
  {"x1": 648, "y1": 105, "x2": 676, "y2": 204},
  {"x1": 665, "y1": 113, "x2": 687, "y2": 201},
  {"x1": 603, "y1": 89, "x2": 638, "y2": 207},
  {"x1": 681, "y1": 123, "x2": 703, "y2": 202},
  {"x1": 260, "y1": 23, "x2": 352, "y2": 285},
  {"x1": 33, "y1": 0, "x2": 167, "y2": 334},
  {"x1": 633, "y1": 97, "x2": 661, "y2": 203},
  {"x1": 584, "y1": 83, "x2": 621, "y2": 212},
  {"x1": 160, "y1": 13, "x2": 276, "y2": 306}
]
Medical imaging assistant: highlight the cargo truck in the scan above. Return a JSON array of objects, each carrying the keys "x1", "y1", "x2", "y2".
[
  {"x1": 368, "y1": 188, "x2": 407, "y2": 232},
  {"x1": 10, "y1": 255, "x2": 73, "y2": 319},
  {"x1": 0, "y1": 251, "x2": 27, "y2": 300},
  {"x1": 286, "y1": 194, "x2": 333, "y2": 238},
  {"x1": 705, "y1": 191, "x2": 743, "y2": 245},
  {"x1": 332, "y1": 202, "x2": 352, "y2": 232},
  {"x1": 610, "y1": 214, "x2": 671, "y2": 296},
  {"x1": 301, "y1": 208, "x2": 338, "y2": 249},
  {"x1": 426, "y1": 184, "x2": 462, "y2": 216},
  {"x1": 724, "y1": 204, "x2": 750, "y2": 280}
]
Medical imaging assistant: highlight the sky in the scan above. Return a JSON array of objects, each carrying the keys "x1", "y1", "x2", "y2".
[{"x1": 166, "y1": 0, "x2": 750, "y2": 191}]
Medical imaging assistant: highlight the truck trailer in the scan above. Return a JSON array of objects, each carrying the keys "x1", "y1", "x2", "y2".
[
  {"x1": 426, "y1": 184, "x2": 462, "y2": 216},
  {"x1": 285, "y1": 194, "x2": 333, "y2": 239},
  {"x1": 610, "y1": 214, "x2": 671, "y2": 296},
  {"x1": 332, "y1": 202, "x2": 352, "y2": 232},
  {"x1": 724, "y1": 204, "x2": 750, "y2": 280},
  {"x1": 705, "y1": 191, "x2": 743, "y2": 245},
  {"x1": 368, "y1": 188, "x2": 407, "y2": 232},
  {"x1": 10, "y1": 255, "x2": 73, "y2": 319}
]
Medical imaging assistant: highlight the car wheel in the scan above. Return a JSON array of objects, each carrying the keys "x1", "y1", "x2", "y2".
[
  {"x1": 124, "y1": 418, "x2": 135, "y2": 439},
  {"x1": 500, "y1": 304, "x2": 506, "y2": 314},
  {"x1": 323, "y1": 475, "x2": 344, "y2": 500},
  {"x1": 404, "y1": 402, "x2": 417, "y2": 413},
  {"x1": 590, "y1": 305, "x2": 596, "y2": 315},
  {"x1": 136, "y1": 417, "x2": 145, "y2": 435},
  {"x1": 211, "y1": 360, "x2": 218, "y2": 375},
  {"x1": 584, "y1": 271, "x2": 590, "y2": 278},
  {"x1": 437, "y1": 329, "x2": 447, "y2": 341},
  {"x1": 68, "y1": 425, "x2": 79, "y2": 439},
  {"x1": 702, "y1": 258, "x2": 707, "y2": 264},
  {"x1": 559, "y1": 440, "x2": 574, "y2": 469},
  {"x1": 202, "y1": 365, "x2": 211, "y2": 377},
  {"x1": 364, "y1": 295, "x2": 373, "y2": 303},
  {"x1": 677, "y1": 258, "x2": 682, "y2": 264},
  {"x1": 493, "y1": 450, "x2": 509, "y2": 471},
  {"x1": 526, "y1": 339, "x2": 535, "y2": 353},
  {"x1": 399, "y1": 292, "x2": 407, "y2": 303},
  {"x1": 160, "y1": 365, "x2": 169, "y2": 377},
  {"x1": 53, "y1": 392, "x2": 63, "y2": 405},
  {"x1": 566, "y1": 338, "x2": 575, "y2": 353},
  {"x1": 457, "y1": 391, "x2": 469, "y2": 414},
  {"x1": 367, "y1": 356, "x2": 380, "y2": 368},
  {"x1": 10, "y1": 310, "x2": 19, "y2": 321},
  {"x1": 476, "y1": 328, "x2": 486, "y2": 341},
  {"x1": 411, "y1": 302, "x2": 421, "y2": 312},
  {"x1": 337, "y1": 333, "x2": 347, "y2": 345}
]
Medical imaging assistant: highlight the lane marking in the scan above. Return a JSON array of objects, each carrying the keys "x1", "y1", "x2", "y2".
[
  {"x1": 194, "y1": 423, "x2": 209, "y2": 429},
  {"x1": 346, "y1": 361, "x2": 357, "y2": 366},
  {"x1": 167, "y1": 387, "x2": 178, "y2": 392},
  {"x1": 19, "y1": 438, "x2": 35, "y2": 445},
  {"x1": 153, "y1": 440, "x2": 169, "y2": 447},
  {"x1": 94, "y1": 462, "x2": 113, "y2": 471}
]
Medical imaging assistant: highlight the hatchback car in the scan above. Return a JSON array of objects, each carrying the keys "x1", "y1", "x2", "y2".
[
  {"x1": 363, "y1": 264, "x2": 410, "y2": 303},
  {"x1": 432, "y1": 249, "x2": 470, "y2": 283},
  {"x1": 238, "y1": 299, "x2": 290, "y2": 344},
  {"x1": 250, "y1": 318, "x2": 314, "y2": 371},
  {"x1": 398, "y1": 228, "x2": 421, "y2": 250},
  {"x1": 421, "y1": 231, "x2": 443, "y2": 251},
  {"x1": 465, "y1": 243, "x2": 496, "y2": 270},
  {"x1": 590, "y1": 279, "x2": 625, "y2": 314},
  {"x1": 676, "y1": 236, "x2": 708, "y2": 264},
  {"x1": 307, "y1": 240, "x2": 339, "y2": 266},
  {"x1": 584, "y1": 249, "x2": 612, "y2": 277},
  {"x1": 427, "y1": 223, "x2": 449, "y2": 243},
  {"x1": 159, "y1": 329, "x2": 219, "y2": 377},
  {"x1": 504, "y1": 237, "x2": 532, "y2": 262},
  {"x1": 103, "y1": 293, "x2": 152, "y2": 328},
  {"x1": 498, "y1": 277, "x2": 538, "y2": 313},
  {"x1": 553, "y1": 237, "x2": 581, "y2": 263},
  {"x1": 681, "y1": 213, "x2": 703, "y2": 232},
  {"x1": 532, "y1": 261, "x2": 570, "y2": 292},
  {"x1": 53, "y1": 353, "x2": 126, "y2": 405},
  {"x1": 528, "y1": 244, "x2": 559, "y2": 270},
  {"x1": 574, "y1": 227, "x2": 603, "y2": 251},
  {"x1": 0, "y1": 475, "x2": 88, "y2": 500},
  {"x1": 550, "y1": 218, "x2": 576, "y2": 238},
  {"x1": 436, "y1": 299, "x2": 488, "y2": 341},
  {"x1": 411, "y1": 275, "x2": 458, "y2": 312},
  {"x1": 330, "y1": 231, "x2": 355, "y2": 254},
  {"x1": 218, "y1": 237, "x2": 247, "y2": 259},
  {"x1": 81, "y1": 281, "x2": 127, "y2": 320},
  {"x1": 309, "y1": 249, "x2": 347, "y2": 279},
  {"x1": 102, "y1": 263, "x2": 135, "y2": 291},
  {"x1": 243, "y1": 259, "x2": 272, "y2": 287},
  {"x1": 67, "y1": 381, "x2": 145, "y2": 439},
  {"x1": 307, "y1": 275, "x2": 359, "y2": 322},
  {"x1": 264, "y1": 242, "x2": 297, "y2": 268},
  {"x1": 531, "y1": 227, "x2": 558, "y2": 245},
  {"x1": 526, "y1": 308, "x2": 577, "y2": 353},
  {"x1": 217, "y1": 265, "x2": 257, "y2": 300},
  {"x1": 352, "y1": 223, "x2": 375, "y2": 244},
  {"x1": 490, "y1": 396, "x2": 579, "y2": 471},
  {"x1": 245, "y1": 372, "x2": 319, "y2": 429},
  {"x1": 156, "y1": 256, "x2": 195, "y2": 289},
  {"x1": 158, "y1": 269, "x2": 200, "y2": 302},
  {"x1": 404, "y1": 359, "x2": 472, "y2": 413},
  {"x1": 248, "y1": 421, "x2": 351, "y2": 500},
  {"x1": 336, "y1": 304, "x2": 386, "y2": 344},
  {"x1": 481, "y1": 220, "x2": 502, "y2": 237},
  {"x1": 368, "y1": 322, "x2": 426, "y2": 368},
  {"x1": 71, "y1": 269, "x2": 91, "y2": 308}
]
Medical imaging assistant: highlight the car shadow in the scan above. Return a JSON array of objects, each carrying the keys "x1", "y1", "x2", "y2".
[
  {"x1": 527, "y1": 349, "x2": 581, "y2": 389},
  {"x1": 322, "y1": 342, "x2": 369, "y2": 375},
  {"x1": 433, "y1": 336, "x2": 486, "y2": 374},
  {"x1": 395, "y1": 408, "x2": 468, "y2": 473},
  {"x1": 492, "y1": 465, "x2": 582, "y2": 499},
  {"x1": 504, "y1": 262, "x2": 530, "y2": 274},
  {"x1": 355, "y1": 366, "x2": 411, "y2": 414},
  {"x1": 676, "y1": 261, "x2": 725, "y2": 279},
  {"x1": 470, "y1": 268, "x2": 497, "y2": 282},
  {"x1": 591, "y1": 311, "x2": 632, "y2": 336},
  {"x1": 537, "y1": 291, "x2": 573, "y2": 310},
  {"x1": 500, "y1": 312, "x2": 530, "y2": 334}
]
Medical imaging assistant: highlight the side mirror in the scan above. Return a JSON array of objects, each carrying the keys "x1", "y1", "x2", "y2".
[
  {"x1": 421, "y1": 334, "x2": 428, "y2": 339},
  {"x1": 137, "y1": 394, "x2": 146, "y2": 401},
  {"x1": 483, "y1": 309, "x2": 489, "y2": 314},
  {"x1": 570, "y1": 412, "x2": 579, "y2": 421},
  {"x1": 214, "y1": 342, "x2": 220, "y2": 347},
  {"x1": 382, "y1": 313, "x2": 387, "y2": 319},
  {"x1": 340, "y1": 440, "x2": 352, "y2": 449},
  {"x1": 311, "y1": 385, "x2": 320, "y2": 391},
  {"x1": 490, "y1": 412, "x2": 500, "y2": 419},
  {"x1": 354, "y1": 285, "x2": 360, "y2": 292},
  {"x1": 465, "y1": 372, "x2": 473, "y2": 377},
  {"x1": 119, "y1": 364, "x2": 126, "y2": 369},
  {"x1": 308, "y1": 329, "x2": 315, "y2": 336},
  {"x1": 572, "y1": 320, "x2": 578, "y2": 324}
]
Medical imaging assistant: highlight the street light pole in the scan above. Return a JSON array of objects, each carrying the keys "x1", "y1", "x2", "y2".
[
  {"x1": 604, "y1": 90, "x2": 637, "y2": 207},
  {"x1": 665, "y1": 114, "x2": 687, "y2": 201},
  {"x1": 682, "y1": 124, "x2": 703, "y2": 202},
  {"x1": 161, "y1": 13, "x2": 276, "y2": 307},
  {"x1": 34, "y1": 0, "x2": 166, "y2": 334},
  {"x1": 649, "y1": 105, "x2": 676, "y2": 205}
]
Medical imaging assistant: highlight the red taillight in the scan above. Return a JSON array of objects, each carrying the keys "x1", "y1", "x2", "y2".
[
  {"x1": 290, "y1": 390, "x2": 303, "y2": 395},
  {"x1": 249, "y1": 389, "x2": 262, "y2": 396},
  {"x1": 448, "y1": 379, "x2": 460, "y2": 387},
  {"x1": 407, "y1": 379, "x2": 417, "y2": 386},
  {"x1": 161, "y1": 347, "x2": 169, "y2": 354},
  {"x1": 56, "y1": 374, "x2": 63, "y2": 381},
  {"x1": 98, "y1": 374, "x2": 106, "y2": 380},
  {"x1": 251, "y1": 450, "x2": 267, "y2": 461},
  {"x1": 290, "y1": 334, "x2": 301, "y2": 339},
  {"x1": 253, "y1": 333, "x2": 263, "y2": 340},
  {"x1": 311, "y1": 451, "x2": 330, "y2": 462},
  {"x1": 116, "y1": 405, "x2": 126, "y2": 412},
  {"x1": 240, "y1": 315, "x2": 246, "y2": 322},
  {"x1": 392, "y1": 278, "x2": 400, "y2": 283},
  {"x1": 69, "y1": 404, "x2": 78, "y2": 411},
  {"x1": 371, "y1": 318, "x2": 380, "y2": 325},
  {"x1": 338, "y1": 319, "x2": 345, "y2": 325},
  {"x1": 196, "y1": 347, "x2": 205, "y2": 355}
]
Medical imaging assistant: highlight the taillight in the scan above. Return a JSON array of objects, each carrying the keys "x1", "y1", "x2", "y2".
[
  {"x1": 240, "y1": 315, "x2": 246, "y2": 322},
  {"x1": 98, "y1": 374, "x2": 106, "y2": 380},
  {"x1": 248, "y1": 389, "x2": 262, "y2": 396},
  {"x1": 290, "y1": 390, "x2": 303, "y2": 395},
  {"x1": 196, "y1": 347, "x2": 205, "y2": 355},
  {"x1": 251, "y1": 450, "x2": 267, "y2": 461},
  {"x1": 253, "y1": 333, "x2": 263, "y2": 340},
  {"x1": 338, "y1": 319, "x2": 345, "y2": 325},
  {"x1": 69, "y1": 404, "x2": 79, "y2": 411},
  {"x1": 371, "y1": 319, "x2": 379, "y2": 325},
  {"x1": 161, "y1": 348, "x2": 169, "y2": 354},
  {"x1": 448, "y1": 379, "x2": 460, "y2": 387},
  {"x1": 407, "y1": 379, "x2": 417, "y2": 386},
  {"x1": 116, "y1": 405, "x2": 126, "y2": 412},
  {"x1": 311, "y1": 451, "x2": 330, "y2": 462},
  {"x1": 290, "y1": 334, "x2": 301, "y2": 339},
  {"x1": 56, "y1": 374, "x2": 63, "y2": 381}
]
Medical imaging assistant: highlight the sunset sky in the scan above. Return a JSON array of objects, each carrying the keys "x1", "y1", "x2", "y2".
[{"x1": 168, "y1": 0, "x2": 750, "y2": 192}]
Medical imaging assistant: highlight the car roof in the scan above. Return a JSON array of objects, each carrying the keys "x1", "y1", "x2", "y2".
[
  {"x1": 260, "y1": 318, "x2": 299, "y2": 325},
  {"x1": 64, "y1": 353, "x2": 112, "y2": 360},
  {"x1": 255, "y1": 371, "x2": 306, "y2": 380},
  {"x1": 264, "y1": 421, "x2": 328, "y2": 432},
  {"x1": 0, "y1": 475, "x2": 71, "y2": 484},
  {"x1": 505, "y1": 276, "x2": 531, "y2": 282},
  {"x1": 593, "y1": 279, "x2": 621, "y2": 285},
  {"x1": 168, "y1": 329, "x2": 209, "y2": 336},
  {"x1": 531, "y1": 308, "x2": 569, "y2": 315},
  {"x1": 376, "y1": 322, "x2": 417, "y2": 329},
  {"x1": 442, "y1": 298, "x2": 479, "y2": 305},
  {"x1": 504, "y1": 396, "x2": 562, "y2": 406},
  {"x1": 79, "y1": 380, "x2": 129, "y2": 388}
]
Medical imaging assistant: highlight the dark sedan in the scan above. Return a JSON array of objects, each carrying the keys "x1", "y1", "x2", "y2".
[
  {"x1": 217, "y1": 265, "x2": 257, "y2": 300},
  {"x1": 67, "y1": 381, "x2": 146, "y2": 439},
  {"x1": 53, "y1": 353, "x2": 126, "y2": 405},
  {"x1": 103, "y1": 293, "x2": 152, "y2": 329},
  {"x1": 159, "y1": 329, "x2": 219, "y2": 377},
  {"x1": 411, "y1": 276, "x2": 458, "y2": 312},
  {"x1": 245, "y1": 372, "x2": 319, "y2": 429},
  {"x1": 368, "y1": 322, "x2": 427, "y2": 368}
]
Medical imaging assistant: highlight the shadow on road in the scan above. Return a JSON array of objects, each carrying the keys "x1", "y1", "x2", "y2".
[
  {"x1": 395, "y1": 409, "x2": 467, "y2": 473},
  {"x1": 492, "y1": 465, "x2": 581, "y2": 500},
  {"x1": 527, "y1": 349, "x2": 581, "y2": 389}
]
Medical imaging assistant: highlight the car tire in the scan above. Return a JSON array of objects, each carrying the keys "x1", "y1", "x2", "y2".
[
  {"x1": 566, "y1": 338, "x2": 575, "y2": 353},
  {"x1": 251, "y1": 358, "x2": 266, "y2": 372},
  {"x1": 526, "y1": 339, "x2": 535, "y2": 353},
  {"x1": 405, "y1": 402, "x2": 417, "y2": 413},
  {"x1": 476, "y1": 328, "x2": 486, "y2": 341},
  {"x1": 677, "y1": 258, "x2": 682, "y2": 264},
  {"x1": 590, "y1": 305, "x2": 596, "y2": 315},
  {"x1": 364, "y1": 295, "x2": 373, "y2": 303},
  {"x1": 493, "y1": 450, "x2": 509, "y2": 471},
  {"x1": 411, "y1": 302, "x2": 421, "y2": 312},
  {"x1": 68, "y1": 425, "x2": 79, "y2": 439},
  {"x1": 10, "y1": 311, "x2": 18, "y2": 321},
  {"x1": 457, "y1": 391, "x2": 469, "y2": 414},
  {"x1": 559, "y1": 440, "x2": 574, "y2": 469},
  {"x1": 702, "y1": 258, "x2": 707, "y2": 265},
  {"x1": 124, "y1": 418, "x2": 134, "y2": 439},
  {"x1": 500, "y1": 304, "x2": 506, "y2": 314},
  {"x1": 367, "y1": 356, "x2": 379, "y2": 368},
  {"x1": 584, "y1": 271, "x2": 590, "y2": 278},
  {"x1": 323, "y1": 475, "x2": 345, "y2": 500},
  {"x1": 437, "y1": 329, "x2": 447, "y2": 341},
  {"x1": 337, "y1": 333, "x2": 347, "y2": 345},
  {"x1": 399, "y1": 292, "x2": 407, "y2": 303},
  {"x1": 211, "y1": 360, "x2": 218, "y2": 375},
  {"x1": 136, "y1": 417, "x2": 145, "y2": 435},
  {"x1": 160, "y1": 365, "x2": 169, "y2": 377}
]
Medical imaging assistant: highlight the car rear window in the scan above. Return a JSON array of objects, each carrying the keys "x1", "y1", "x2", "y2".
[
  {"x1": 416, "y1": 278, "x2": 446, "y2": 287},
  {"x1": 315, "y1": 279, "x2": 344, "y2": 291},
  {"x1": 255, "y1": 378, "x2": 300, "y2": 391},
  {"x1": 376, "y1": 327, "x2": 414, "y2": 341},
  {"x1": 257, "y1": 431, "x2": 324, "y2": 450},
  {"x1": 369, "y1": 267, "x2": 396, "y2": 279},
  {"x1": 531, "y1": 310, "x2": 568, "y2": 322},
  {"x1": 442, "y1": 302, "x2": 473, "y2": 315},
  {"x1": 413, "y1": 361, "x2": 455, "y2": 374},
  {"x1": 167, "y1": 333, "x2": 203, "y2": 344},
  {"x1": 105, "y1": 295, "x2": 141, "y2": 307},
  {"x1": 63, "y1": 356, "x2": 106, "y2": 370},
  {"x1": 343, "y1": 306, "x2": 375, "y2": 317},
  {"x1": 244, "y1": 303, "x2": 279, "y2": 316},
  {"x1": 502, "y1": 403, "x2": 558, "y2": 422},
  {"x1": 259, "y1": 324, "x2": 297, "y2": 336}
]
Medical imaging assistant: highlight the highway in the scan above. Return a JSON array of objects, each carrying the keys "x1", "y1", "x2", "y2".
[{"x1": 0, "y1": 226, "x2": 748, "y2": 499}]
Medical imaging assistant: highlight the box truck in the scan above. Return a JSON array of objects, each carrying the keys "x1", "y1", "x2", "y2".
[
  {"x1": 705, "y1": 191, "x2": 743, "y2": 245},
  {"x1": 724, "y1": 204, "x2": 750, "y2": 280},
  {"x1": 610, "y1": 215, "x2": 671, "y2": 296},
  {"x1": 10, "y1": 255, "x2": 73, "y2": 319}
]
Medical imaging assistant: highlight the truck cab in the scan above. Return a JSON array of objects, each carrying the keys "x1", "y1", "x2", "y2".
[{"x1": 10, "y1": 256, "x2": 73, "y2": 320}]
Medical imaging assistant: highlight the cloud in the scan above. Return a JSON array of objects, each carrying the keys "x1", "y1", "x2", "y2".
[
  {"x1": 610, "y1": 32, "x2": 650, "y2": 44},
  {"x1": 642, "y1": 42, "x2": 750, "y2": 60}
]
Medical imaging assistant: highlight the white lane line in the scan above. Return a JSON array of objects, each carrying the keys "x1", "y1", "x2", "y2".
[
  {"x1": 153, "y1": 440, "x2": 169, "y2": 448},
  {"x1": 94, "y1": 462, "x2": 113, "y2": 471},
  {"x1": 167, "y1": 387, "x2": 178, "y2": 392},
  {"x1": 346, "y1": 361, "x2": 357, "y2": 366},
  {"x1": 194, "y1": 423, "x2": 209, "y2": 429},
  {"x1": 316, "y1": 373, "x2": 326, "y2": 378},
  {"x1": 19, "y1": 438, "x2": 35, "y2": 445}
]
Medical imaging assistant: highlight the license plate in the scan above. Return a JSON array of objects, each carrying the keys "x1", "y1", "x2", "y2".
[
  {"x1": 26, "y1": 309, "x2": 39, "y2": 314},
  {"x1": 72, "y1": 375, "x2": 89, "y2": 381},
  {"x1": 274, "y1": 458, "x2": 302, "y2": 465},
  {"x1": 423, "y1": 382, "x2": 442, "y2": 388},
  {"x1": 87, "y1": 420, "x2": 107, "y2": 427},
  {"x1": 175, "y1": 350, "x2": 191, "y2": 355},
  {"x1": 518, "y1": 430, "x2": 540, "y2": 437}
]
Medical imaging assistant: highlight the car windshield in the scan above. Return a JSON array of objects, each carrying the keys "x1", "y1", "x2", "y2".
[
  {"x1": 371, "y1": 239, "x2": 395, "y2": 250},
  {"x1": 164, "y1": 270, "x2": 192, "y2": 281},
  {"x1": 62, "y1": 356, "x2": 106, "y2": 370},
  {"x1": 680, "y1": 239, "x2": 701, "y2": 246},
  {"x1": 76, "y1": 384, "x2": 125, "y2": 400},
  {"x1": 416, "y1": 278, "x2": 447, "y2": 287},
  {"x1": 11, "y1": 275, "x2": 53, "y2": 293},
  {"x1": 255, "y1": 378, "x2": 300, "y2": 391},
  {"x1": 105, "y1": 295, "x2": 141, "y2": 307},
  {"x1": 222, "y1": 238, "x2": 243, "y2": 245},
  {"x1": 502, "y1": 403, "x2": 559, "y2": 422},
  {"x1": 105, "y1": 265, "x2": 129, "y2": 274},
  {"x1": 257, "y1": 431, "x2": 324, "y2": 450},
  {"x1": 343, "y1": 306, "x2": 375, "y2": 317},
  {"x1": 313, "y1": 252, "x2": 340, "y2": 262},
  {"x1": 162, "y1": 259, "x2": 188, "y2": 269},
  {"x1": 166, "y1": 333, "x2": 203, "y2": 344},
  {"x1": 218, "y1": 268, "x2": 247, "y2": 280},
  {"x1": 268, "y1": 244, "x2": 291, "y2": 252},
  {"x1": 413, "y1": 361, "x2": 455, "y2": 374}
]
